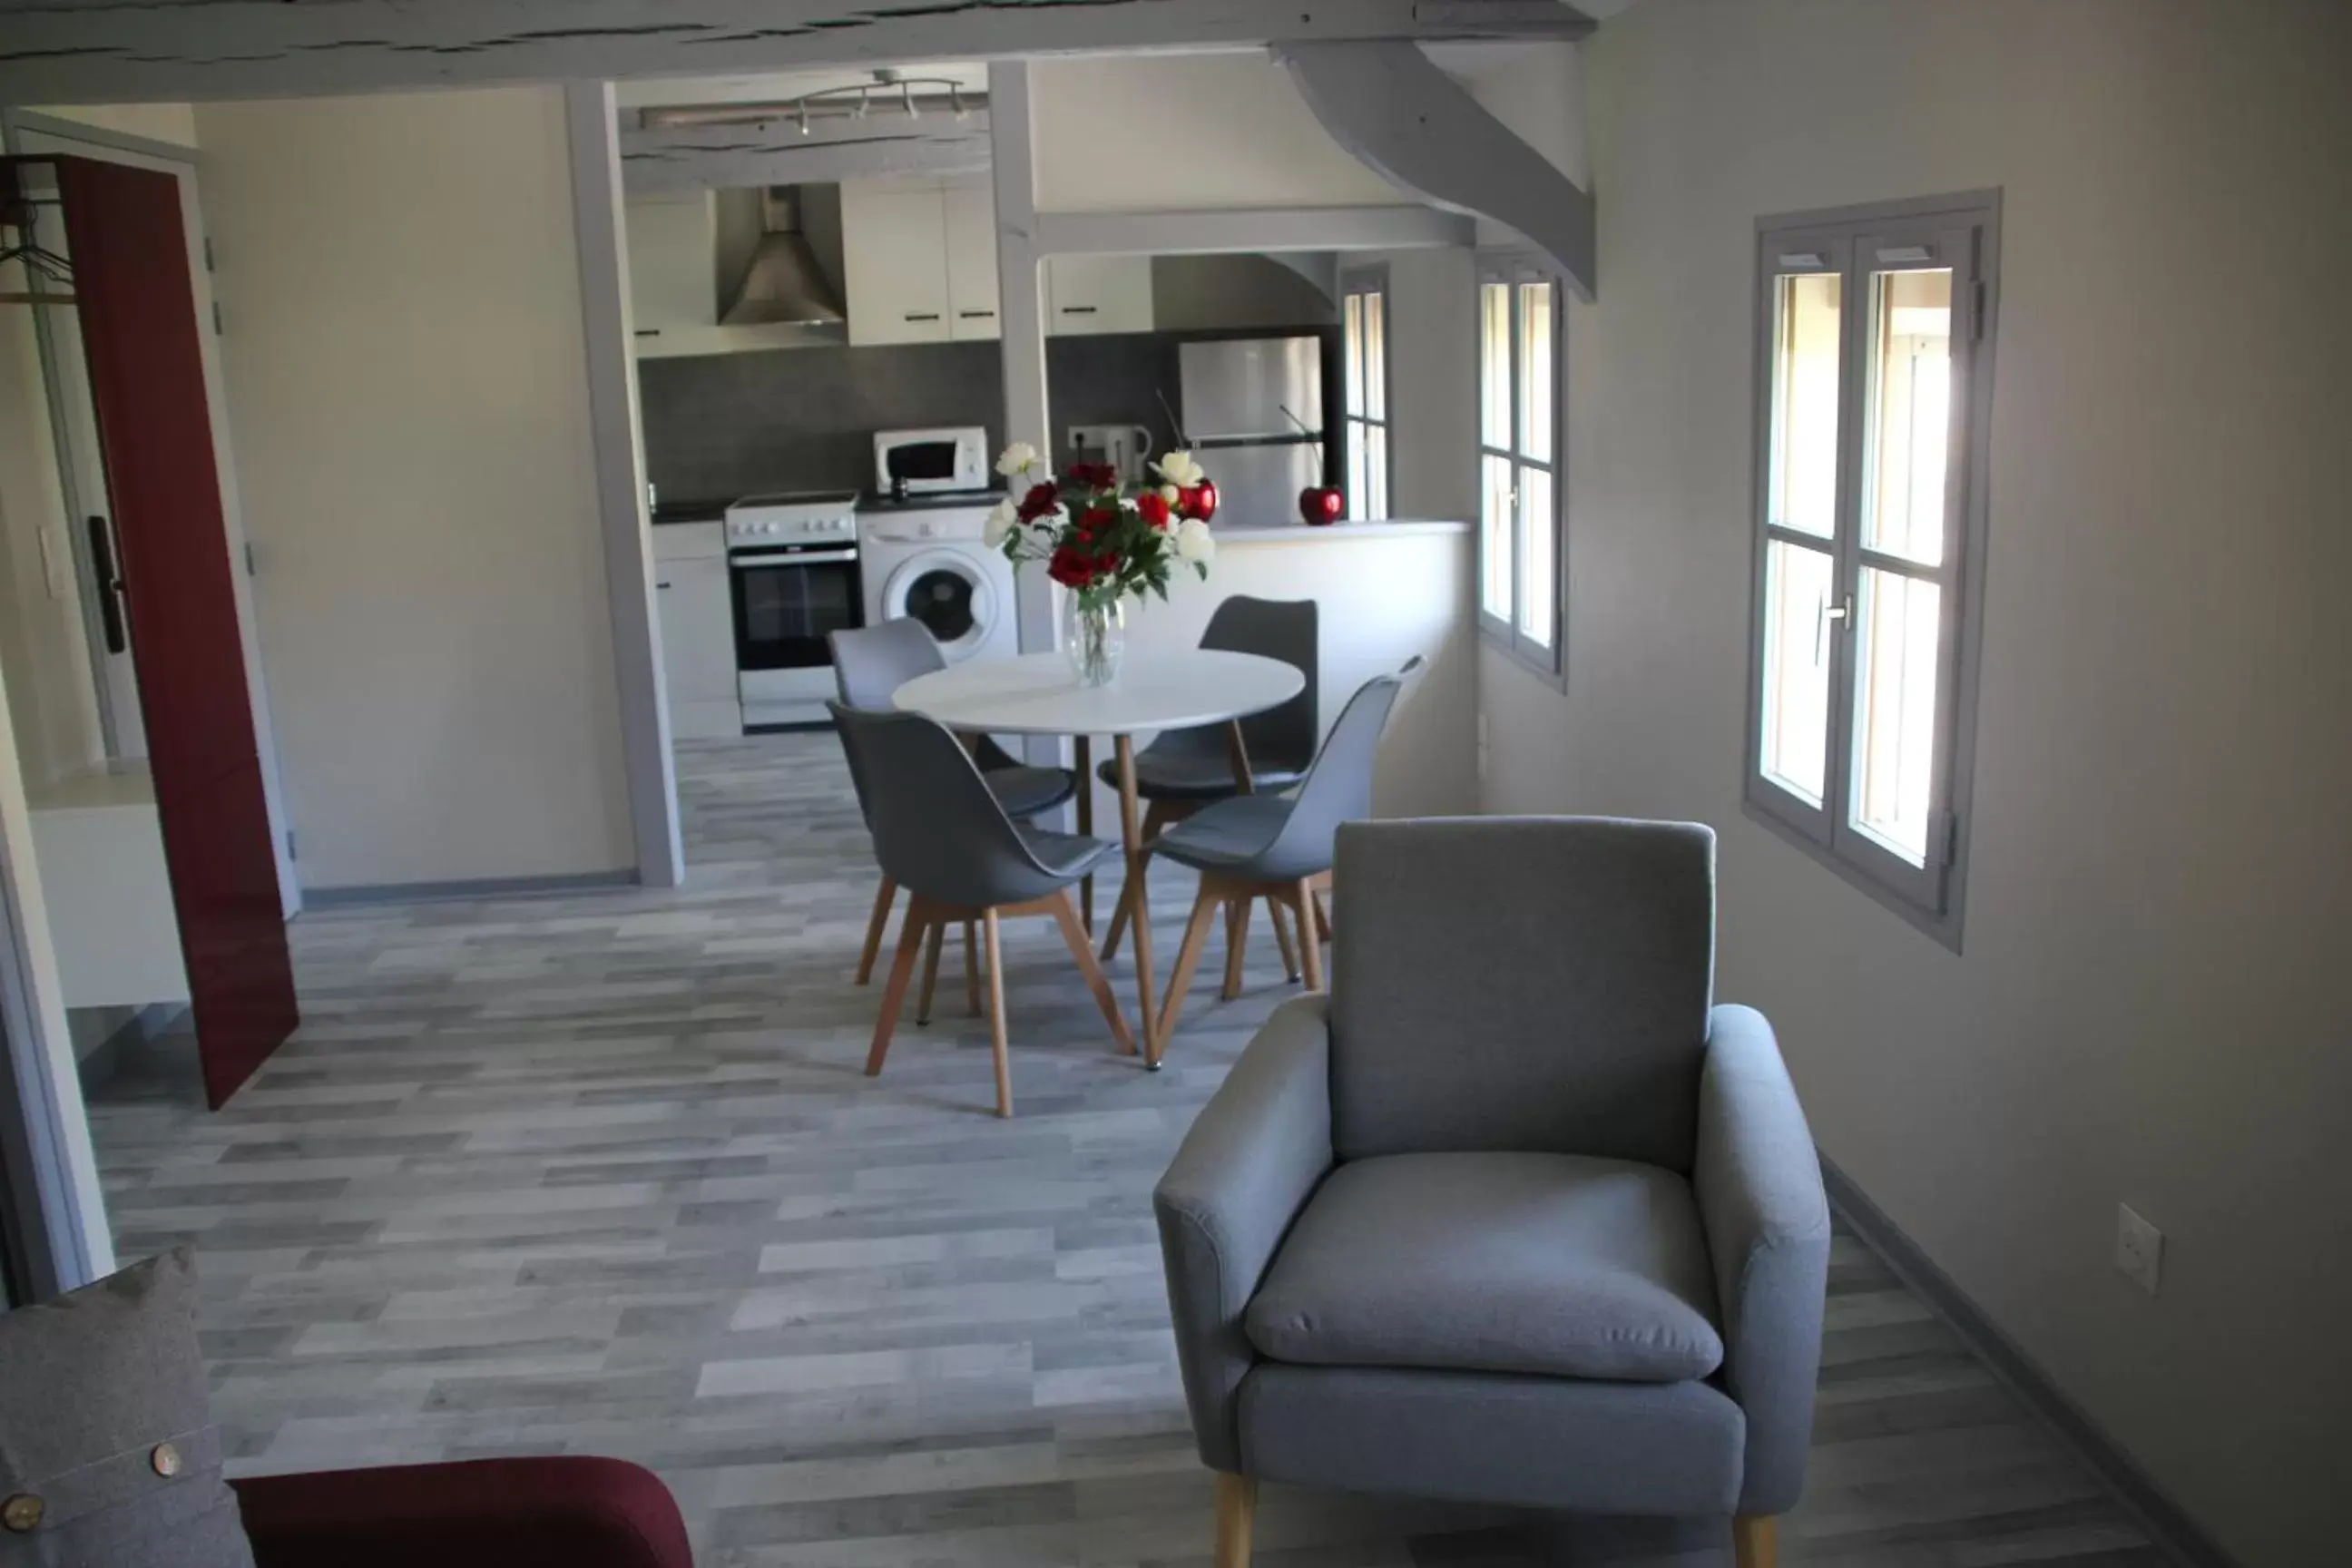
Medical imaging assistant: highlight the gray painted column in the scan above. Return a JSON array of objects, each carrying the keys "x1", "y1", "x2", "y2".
[
  {"x1": 989, "y1": 61, "x2": 1056, "y2": 660},
  {"x1": 565, "y1": 82, "x2": 685, "y2": 889}
]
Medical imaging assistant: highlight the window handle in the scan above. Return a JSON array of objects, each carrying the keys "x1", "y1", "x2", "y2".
[{"x1": 1816, "y1": 594, "x2": 1851, "y2": 663}]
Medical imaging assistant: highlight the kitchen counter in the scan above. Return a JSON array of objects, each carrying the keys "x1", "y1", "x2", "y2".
[
  {"x1": 1203, "y1": 518, "x2": 1472, "y2": 542},
  {"x1": 857, "y1": 487, "x2": 1008, "y2": 514},
  {"x1": 652, "y1": 497, "x2": 731, "y2": 526}
]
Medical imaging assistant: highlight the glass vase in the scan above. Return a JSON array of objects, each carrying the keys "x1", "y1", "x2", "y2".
[{"x1": 1063, "y1": 593, "x2": 1126, "y2": 688}]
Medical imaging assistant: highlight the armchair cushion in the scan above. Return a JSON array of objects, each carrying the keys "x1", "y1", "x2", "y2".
[{"x1": 1244, "y1": 1152, "x2": 1723, "y2": 1382}]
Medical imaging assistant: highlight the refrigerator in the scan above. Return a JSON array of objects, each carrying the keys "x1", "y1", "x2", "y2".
[{"x1": 1178, "y1": 336, "x2": 1326, "y2": 524}]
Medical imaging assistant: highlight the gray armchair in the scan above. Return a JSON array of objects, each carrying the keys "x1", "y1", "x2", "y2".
[{"x1": 1153, "y1": 818, "x2": 1829, "y2": 1568}]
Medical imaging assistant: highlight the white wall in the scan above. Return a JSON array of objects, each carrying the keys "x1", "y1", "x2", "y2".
[
  {"x1": 196, "y1": 88, "x2": 635, "y2": 891},
  {"x1": 1477, "y1": 4, "x2": 2352, "y2": 1564},
  {"x1": 1032, "y1": 53, "x2": 1402, "y2": 211}
]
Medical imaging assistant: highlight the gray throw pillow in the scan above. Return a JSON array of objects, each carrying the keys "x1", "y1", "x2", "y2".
[{"x1": 0, "y1": 1249, "x2": 254, "y2": 1567}]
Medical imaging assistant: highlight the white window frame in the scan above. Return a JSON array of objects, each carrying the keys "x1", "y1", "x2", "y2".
[
  {"x1": 1475, "y1": 252, "x2": 1564, "y2": 677},
  {"x1": 1744, "y1": 191, "x2": 2000, "y2": 948},
  {"x1": 1339, "y1": 264, "x2": 1392, "y2": 523}
]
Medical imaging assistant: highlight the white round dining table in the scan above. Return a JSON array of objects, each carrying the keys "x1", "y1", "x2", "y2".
[{"x1": 893, "y1": 649, "x2": 1306, "y2": 1068}]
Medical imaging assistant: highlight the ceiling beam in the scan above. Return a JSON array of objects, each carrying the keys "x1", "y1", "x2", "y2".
[
  {"x1": 621, "y1": 115, "x2": 990, "y2": 193},
  {"x1": 1278, "y1": 37, "x2": 1596, "y2": 298},
  {"x1": 1036, "y1": 205, "x2": 1473, "y2": 258},
  {"x1": 0, "y1": 0, "x2": 1594, "y2": 108}
]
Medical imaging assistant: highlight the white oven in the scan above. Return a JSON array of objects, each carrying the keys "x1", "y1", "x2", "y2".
[{"x1": 873, "y1": 426, "x2": 990, "y2": 501}]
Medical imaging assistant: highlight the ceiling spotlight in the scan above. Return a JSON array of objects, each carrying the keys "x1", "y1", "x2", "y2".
[
  {"x1": 854, "y1": 87, "x2": 870, "y2": 119},
  {"x1": 902, "y1": 82, "x2": 918, "y2": 118},
  {"x1": 797, "y1": 103, "x2": 810, "y2": 135},
  {"x1": 949, "y1": 86, "x2": 966, "y2": 121}
]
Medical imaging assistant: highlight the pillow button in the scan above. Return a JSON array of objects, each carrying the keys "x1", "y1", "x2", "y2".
[
  {"x1": 150, "y1": 1442, "x2": 182, "y2": 1477},
  {"x1": 1, "y1": 1493, "x2": 43, "y2": 1532}
]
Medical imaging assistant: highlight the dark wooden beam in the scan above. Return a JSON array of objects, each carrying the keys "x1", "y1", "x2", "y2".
[
  {"x1": 1279, "y1": 37, "x2": 1596, "y2": 298},
  {"x1": 0, "y1": 0, "x2": 1594, "y2": 108},
  {"x1": 621, "y1": 115, "x2": 990, "y2": 193}
]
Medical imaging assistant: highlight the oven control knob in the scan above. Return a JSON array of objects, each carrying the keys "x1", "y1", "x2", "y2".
[{"x1": 763, "y1": 521, "x2": 781, "y2": 534}]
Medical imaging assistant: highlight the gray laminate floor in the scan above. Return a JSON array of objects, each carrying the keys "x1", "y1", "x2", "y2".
[{"x1": 85, "y1": 734, "x2": 2164, "y2": 1566}]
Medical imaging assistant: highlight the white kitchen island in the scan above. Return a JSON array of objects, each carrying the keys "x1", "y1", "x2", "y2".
[{"x1": 1074, "y1": 517, "x2": 1477, "y2": 827}]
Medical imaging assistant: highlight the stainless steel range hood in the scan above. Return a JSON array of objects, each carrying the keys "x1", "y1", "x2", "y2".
[{"x1": 720, "y1": 187, "x2": 846, "y2": 328}]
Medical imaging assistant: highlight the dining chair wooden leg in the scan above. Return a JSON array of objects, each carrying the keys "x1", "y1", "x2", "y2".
[
  {"x1": 961, "y1": 920, "x2": 982, "y2": 1015},
  {"x1": 915, "y1": 918, "x2": 945, "y2": 1025},
  {"x1": 1156, "y1": 884, "x2": 1224, "y2": 1049},
  {"x1": 1213, "y1": 1473, "x2": 1257, "y2": 1568},
  {"x1": 1098, "y1": 879, "x2": 1133, "y2": 964},
  {"x1": 855, "y1": 877, "x2": 897, "y2": 985},
  {"x1": 1074, "y1": 736, "x2": 1094, "y2": 932},
  {"x1": 1049, "y1": 888, "x2": 1135, "y2": 1056},
  {"x1": 1113, "y1": 736, "x2": 1162, "y2": 1069},
  {"x1": 1099, "y1": 799, "x2": 1170, "y2": 964},
  {"x1": 982, "y1": 908, "x2": 1014, "y2": 1119},
  {"x1": 1221, "y1": 895, "x2": 1253, "y2": 1001},
  {"x1": 1267, "y1": 897, "x2": 1301, "y2": 981},
  {"x1": 1294, "y1": 882, "x2": 1325, "y2": 993},
  {"x1": 867, "y1": 897, "x2": 928, "y2": 1076}
]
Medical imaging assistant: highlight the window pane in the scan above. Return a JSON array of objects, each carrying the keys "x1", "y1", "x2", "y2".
[
  {"x1": 1481, "y1": 453, "x2": 1514, "y2": 618},
  {"x1": 1768, "y1": 271, "x2": 1841, "y2": 540},
  {"x1": 1861, "y1": 268, "x2": 1952, "y2": 566},
  {"x1": 1364, "y1": 291, "x2": 1387, "y2": 420},
  {"x1": 1518, "y1": 281, "x2": 1553, "y2": 463},
  {"x1": 1759, "y1": 539, "x2": 1835, "y2": 805},
  {"x1": 1849, "y1": 566, "x2": 1943, "y2": 863},
  {"x1": 1481, "y1": 282, "x2": 1512, "y2": 447},
  {"x1": 1343, "y1": 292, "x2": 1366, "y2": 418},
  {"x1": 1346, "y1": 420, "x2": 1368, "y2": 521},
  {"x1": 1367, "y1": 424, "x2": 1388, "y2": 521},
  {"x1": 1517, "y1": 465, "x2": 1553, "y2": 648}
]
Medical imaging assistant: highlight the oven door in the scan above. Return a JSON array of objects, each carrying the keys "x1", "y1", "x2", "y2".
[{"x1": 730, "y1": 546, "x2": 862, "y2": 671}]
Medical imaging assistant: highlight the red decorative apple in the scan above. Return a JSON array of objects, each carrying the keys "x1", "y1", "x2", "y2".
[
  {"x1": 1178, "y1": 481, "x2": 1219, "y2": 524},
  {"x1": 1298, "y1": 485, "x2": 1344, "y2": 525}
]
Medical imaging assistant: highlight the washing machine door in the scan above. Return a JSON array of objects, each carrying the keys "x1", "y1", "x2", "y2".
[{"x1": 881, "y1": 547, "x2": 1000, "y2": 663}]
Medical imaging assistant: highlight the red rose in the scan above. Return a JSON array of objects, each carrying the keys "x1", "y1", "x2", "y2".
[
  {"x1": 1067, "y1": 462, "x2": 1117, "y2": 489},
  {"x1": 1135, "y1": 491, "x2": 1171, "y2": 528},
  {"x1": 1016, "y1": 481, "x2": 1060, "y2": 523},
  {"x1": 1048, "y1": 545, "x2": 1093, "y2": 588},
  {"x1": 1079, "y1": 505, "x2": 1116, "y2": 537}
]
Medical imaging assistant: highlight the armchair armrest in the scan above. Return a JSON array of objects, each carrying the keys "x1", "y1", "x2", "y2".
[
  {"x1": 1154, "y1": 995, "x2": 1335, "y2": 1474},
  {"x1": 230, "y1": 1456, "x2": 691, "y2": 1568},
  {"x1": 1693, "y1": 1004, "x2": 1832, "y2": 1516}
]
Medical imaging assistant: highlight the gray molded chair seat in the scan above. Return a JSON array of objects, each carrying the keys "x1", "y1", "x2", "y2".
[
  {"x1": 829, "y1": 701, "x2": 1133, "y2": 1117},
  {"x1": 1152, "y1": 818, "x2": 1831, "y2": 1568},
  {"x1": 1093, "y1": 595, "x2": 1317, "y2": 803},
  {"x1": 830, "y1": 621, "x2": 1077, "y2": 990},
  {"x1": 1149, "y1": 661, "x2": 1417, "y2": 1044}
]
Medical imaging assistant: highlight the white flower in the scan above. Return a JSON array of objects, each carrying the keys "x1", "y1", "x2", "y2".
[
  {"x1": 984, "y1": 499, "x2": 1018, "y2": 548},
  {"x1": 995, "y1": 441, "x2": 1041, "y2": 478},
  {"x1": 1174, "y1": 516, "x2": 1216, "y2": 566},
  {"x1": 1154, "y1": 450, "x2": 1205, "y2": 488},
  {"x1": 1159, "y1": 483, "x2": 1181, "y2": 505}
]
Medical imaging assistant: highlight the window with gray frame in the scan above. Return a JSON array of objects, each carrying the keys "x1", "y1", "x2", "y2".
[
  {"x1": 1746, "y1": 191, "x2": 2000, "y2": 946},
  {"x1": 1476, "y1": 254, "x2": 1563, "y2": 672},
  {"x1": 1339, "y1": 266, "x2": 1391, "y2": 522}
]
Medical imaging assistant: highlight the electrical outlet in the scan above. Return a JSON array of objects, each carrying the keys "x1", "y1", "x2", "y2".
[{"x1": 2113, "y1": 1203, "x2": 2163, "y2": 1296}]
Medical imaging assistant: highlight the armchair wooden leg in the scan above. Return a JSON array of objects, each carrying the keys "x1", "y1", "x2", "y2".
[
  {"x1": 915, "y1": 919, "x2": 945, "y2": 1025},
  {"x1": 1267, "y1": 897, "x2": 1300, "y2": 981},
  {"x1": 982, "y1": 908, "x2": 1013, "y2": 1119},
  {"x1": 1220, "y1": 895, "x2": 1253, "y2": 1001},
  {"x1": 1156, "y1": 884, "x2": 1223, "y2": 1048},
  {"x1": 1731, "y1": 1514, "x2": 1777, "y2": 1568},
  {"x1": 1293, "y1": 882, "x2": 1325, "y2": 993},
  {"x1": 855, "y1": 877, "x2": 897, "y2": 984},
  {"x1": 1311, "y1": 887, "x2": 1332, "y2": 946},
  {"x1": 867, "y1": 897, "x2": 928, "y2": 1075},
  {"x1": 1212, "y1": 1473, "x2": 1256, "y2": 1568}
]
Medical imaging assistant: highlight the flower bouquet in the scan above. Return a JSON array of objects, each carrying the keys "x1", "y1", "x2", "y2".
[{"x1": 985, "y1": 442, "x2": 1219, "y2": 686}]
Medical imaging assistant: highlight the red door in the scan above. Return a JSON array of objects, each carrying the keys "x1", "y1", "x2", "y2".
[{"x1": 48, "y1": 154, "x2": 298, "y2": 1109}]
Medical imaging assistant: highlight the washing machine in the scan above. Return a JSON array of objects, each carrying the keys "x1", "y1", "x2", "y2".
[{"x1": 857, "y1": 504, "x2": 1022, "y2": 665}]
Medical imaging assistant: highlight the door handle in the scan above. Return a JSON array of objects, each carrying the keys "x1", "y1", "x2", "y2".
[{"x1": 86, "y1": 514, "x2": 127, "y2": 655}]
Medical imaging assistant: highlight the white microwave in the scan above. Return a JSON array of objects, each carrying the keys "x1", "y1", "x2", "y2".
[{"x1": 873, "y1": 426, "x2": 990, "y2": 499}]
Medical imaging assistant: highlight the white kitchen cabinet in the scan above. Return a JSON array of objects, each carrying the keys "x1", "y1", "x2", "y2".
[
  {"x1": 652, "y1": 524, "x2": 740, "y2": 739},
  {"x1": 941, "y1": 179, "x2": 1002, "y2": 342},
  {"x1": 625, "y1": 193, "x2": 717, "y2": 347},
  {"x1": 1047, "y1": 254, "x2": 1155, "y2": 337},
  {"x1": 841, "y1": 181, "x2": 953, "y2": 346}
]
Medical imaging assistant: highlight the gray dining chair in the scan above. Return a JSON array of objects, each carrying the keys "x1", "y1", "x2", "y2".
[
  {"x1": 830, "y1": 621, "x2": 1078, "y2": 990},
  {"x1": 1098, "y1": 596, "x2": 1318, "y2": 971},
  {"x1": 828, "y1": 701, "x2": 1133, "y2": 1118},
  {"x1": 1154, "y1": 818, "x2": 1829, "y2": 1568},
  {"x1": 1149, "y1": 659, "x2": 1417, "y2": 1052}
]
